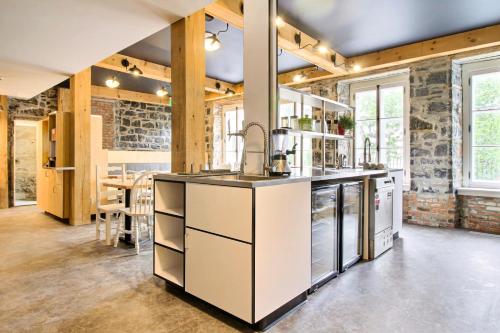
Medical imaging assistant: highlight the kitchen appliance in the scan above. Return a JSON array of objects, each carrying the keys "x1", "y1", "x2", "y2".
[
  {"x1": 310, "y1": 184, "x2": 340, "y2": 292},
  {"x1": 339, "y1": 182, "x2": 363, "y2": 272},
  {"x1": 369, "y1": 177, "x2": 394, "y2": 259},
  {"x1": 270, "y1": 128, "x2": 296, "y2": 176}
]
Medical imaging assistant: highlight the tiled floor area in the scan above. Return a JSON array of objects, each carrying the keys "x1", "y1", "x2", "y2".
[{"x1": 1, "y1": 206, "x2": 499, "y2": 332}]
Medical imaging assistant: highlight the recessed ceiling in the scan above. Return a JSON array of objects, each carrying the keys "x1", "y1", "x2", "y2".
[
  {"x1": 0, "y1": 0, "x2": 212, "y2": 99},
  {"x1": 278, "y1": 0, "x2": 500, "y2": 57},
  {"x1": 121, "y1": 17, "x2": 311, "y2": 84}
]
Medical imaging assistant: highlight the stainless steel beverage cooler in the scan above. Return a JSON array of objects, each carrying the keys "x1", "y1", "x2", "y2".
[
  {"x1": 339, "y1": 182, "x2": 363, "y2": 272},
  {"x1": 311, "y1": 184, "x2": 340, "y2": 292}
]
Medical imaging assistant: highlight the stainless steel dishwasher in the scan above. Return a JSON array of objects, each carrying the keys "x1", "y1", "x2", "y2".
[
  {"x1": 369, "y1": 177, "x2": 394, "y2": 259},
  {"x1": 339, "y1": 182, "x2": 363, "y2": 272}
]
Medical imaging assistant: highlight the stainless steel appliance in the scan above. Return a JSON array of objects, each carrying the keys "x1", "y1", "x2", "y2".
[
  {"x1": 270, "y1": 129, "x2": 296, "y2": 176},
  {"x1": 369, "y1": 177, "x2": 394, "y2": 259},
  {"x1": 339, "y1": 182, "x2": 363, "y2": 272},
  {"x1": 310, "y1": 184, "x2": 340, "y2": 292}
]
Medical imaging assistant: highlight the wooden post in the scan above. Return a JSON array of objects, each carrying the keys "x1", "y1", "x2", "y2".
[
  {"x1": 171, "y1": 10, "x2": 206, "y2": 173},
  {"x1": 0, "y1": 96, "x2": 8, "y2": 209},
  {"x1": 69, "y1": 69, "x2": 91, "y2": 225}
]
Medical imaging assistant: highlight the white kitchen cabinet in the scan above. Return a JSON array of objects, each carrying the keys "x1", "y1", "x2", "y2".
[
  {"x1": 186, "y1": 183, "x2": 252, "y2": 243},
  {"x1": 389, "y1": 170, "x2": 404, "y2": 237},
  {"x1": 185, "y1": 228, "x2": 252, "y2": 323}
]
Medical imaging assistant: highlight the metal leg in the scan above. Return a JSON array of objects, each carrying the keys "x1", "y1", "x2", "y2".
[{"x1": 124, "y1": 189, "x2": 132, "y2": 242}]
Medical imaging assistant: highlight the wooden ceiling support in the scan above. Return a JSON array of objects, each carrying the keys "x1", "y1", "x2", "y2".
[
  {"x1": 171, "y1": 10, "x2": 206, "y2": 173},
  {"x1": 96, "y1": 53, "x2": 237, "y2": 94},
  {"x1": 69, "y1": 68, "x2": 91, "y2": 226},
  {"x1": 0, "y1": 96, "x2": 8, "y2": 209},
  {"x1": 91, "y1": 85, "x2": 170, "y2": 106}
]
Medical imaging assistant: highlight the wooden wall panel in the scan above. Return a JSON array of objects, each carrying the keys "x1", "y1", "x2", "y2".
[{"x1": 0, "y1": 96, "x2": 8, "y2": 208}]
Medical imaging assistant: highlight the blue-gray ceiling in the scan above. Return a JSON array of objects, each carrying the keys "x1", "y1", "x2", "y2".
[{"x1": 278, "y1": 0, "x2": 500, "y2": 57}]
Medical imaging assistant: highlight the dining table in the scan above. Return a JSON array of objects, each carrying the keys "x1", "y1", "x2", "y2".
[{"x1": 101, "y1": 178, "x2": 136, "y2": 244}]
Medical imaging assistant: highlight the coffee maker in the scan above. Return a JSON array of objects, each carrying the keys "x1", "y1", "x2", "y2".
[{"x1": 270, "y1": 129, "x2": 296, "y2": 176}]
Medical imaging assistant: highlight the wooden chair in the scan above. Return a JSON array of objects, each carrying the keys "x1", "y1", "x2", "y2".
[
  {"x1": 114, "y1": 171, "x2": 155, "y2": 254},
  {"x1": 95, "y1": 166, "x2": 125, "y2": 245}
]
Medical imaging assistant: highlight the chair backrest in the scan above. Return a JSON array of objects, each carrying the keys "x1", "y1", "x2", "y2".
[
  {"x1": 129, "y1": 171, "x2": 156, "y2": 216},
  {"x1": 96, "y1": 165, "x2": 123, "y2": 209}
]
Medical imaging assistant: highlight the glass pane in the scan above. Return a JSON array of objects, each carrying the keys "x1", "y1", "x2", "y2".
[
  {"x1": 472, "y1": 110, "x2": 500, "y2": 146},
  {"x1": 237, "y1": 109, "x2": 244, "y2": 131},
  {"x1": 380, "y1": 118, "x2": 404, "y2": 148},
  {"x1": 380, "y1": 148, "x2": 404, "y2": 169},
  {"x1": 380, "y1": 86, "x2": 404, "y2": 118},
  {"x1": 472, "y1": 71, "x2": 500, "y2": 110},
  {"x1": 472, "y1": 146, "x2": 500, "y2": 182},
  {"x1": 355, "y1": 120, "x2": 377, "y2": 149},
  {"x1": 355, "y1": 147, "x2": 377, "y2": 167},
  {"x1": 355, "y1": 90, "x2": 376, "y2": 120}
]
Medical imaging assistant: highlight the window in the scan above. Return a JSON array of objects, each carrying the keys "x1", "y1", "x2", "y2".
[
  {"x1": 223, "y1": 106, "x2": 244, "y2": 170},
  {"x1": 463, "y1": 58, "x2": 500, "y2": 188},
  {"x1": 350, "y1": 74, "x2": 410, "y2": 181}
]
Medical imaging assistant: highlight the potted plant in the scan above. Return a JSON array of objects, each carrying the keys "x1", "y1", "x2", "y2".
[{"x1": 338, "y1": 114, "x2": 354, "y2": 135}]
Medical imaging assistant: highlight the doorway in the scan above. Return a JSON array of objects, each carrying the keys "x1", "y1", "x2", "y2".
[{"x1": 14, "y1": 120, "x2": 38, "y2": 206}]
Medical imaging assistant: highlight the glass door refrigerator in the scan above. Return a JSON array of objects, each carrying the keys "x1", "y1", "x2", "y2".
[
  {"x1": 310, "y1": 184, "x2": 340, "y2": 292},
  {"x1": 339, "y1": 182, "x2": 363, "y2": 272}
]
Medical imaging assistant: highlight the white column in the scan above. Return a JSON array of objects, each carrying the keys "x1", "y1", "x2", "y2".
[{"x1": 243, "y1": 0, "x2": 277, "y2": 174}]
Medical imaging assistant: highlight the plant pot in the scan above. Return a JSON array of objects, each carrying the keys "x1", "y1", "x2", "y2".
[{"x1": 338, "y1": 126, "x2": 345, "y2": 135}]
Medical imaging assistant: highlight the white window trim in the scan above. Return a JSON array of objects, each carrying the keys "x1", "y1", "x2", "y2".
[
  {"x1": 349, "y1": 74, "x2": 410, "y2": 188},
  {"x1": 222, "y1": 104, "x2": 244, "y2": 168},
  {"x1": 462, "y1": 58, "x2": 500, "y2": 189}
]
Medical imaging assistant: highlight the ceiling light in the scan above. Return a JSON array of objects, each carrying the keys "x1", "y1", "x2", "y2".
[
  {"x1": 315, "y1": 43, "x2": 329, "y2": 55},
  {"x1": 292, "y1": 73, "x2": 306, "y2": 83},
  {"x1": 105, "y1": 76, "x2": 120, "y2": 89},
  {"x1": 129, "y1": 65, "x2": 143, "y2": 76},
  {"x1": 225, "y1": 88, "x2": 235, "y2": 96},
  {"x1": 352, "y1": 64, "x2": 362, "y2": 72},
  {"x1": 275, "y1": 16, "x2": 285, "y2": 28},
  {"x1": 205, "y1": 32, "x2": 222, "y2": 51},
  {"x1": 156, "y1": 86, "x2": 168, "y2": 97}
]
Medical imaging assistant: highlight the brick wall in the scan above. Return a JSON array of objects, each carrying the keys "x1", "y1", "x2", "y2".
[
  {"x1": 91, "y1": 98, "x2": 114, "y2": 150},
  {"x1": 458, "y1": 195, "x2": 500, "y2": 234}
]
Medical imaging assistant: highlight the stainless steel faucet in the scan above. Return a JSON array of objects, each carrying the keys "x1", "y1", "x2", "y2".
[
  {"x1": 363, "y1": 137, "x2": 372, "y2": 166},
  {"x1": 228, "y1": 122, "x2": 269, "y2": 176}
]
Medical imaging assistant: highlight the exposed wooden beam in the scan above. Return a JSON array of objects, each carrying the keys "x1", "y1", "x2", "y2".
[
  {"x1": 91, "y1": 85, "x2": 170, "y2": 106},
  {"x1": 95, "y1": 53, "x2": 236, "y2": 94},
  {"x1": 171, "y1": 10, "x2": 206, "y2": 173},
  {"x1": 205, "y1": 0, "x2": 347, "y2": 74},
  {"x1": 347, "y1": 24, "x2": 500, "y2": 72},
  {"x1": 0, "y1": 96, "x2": 8, "y2": 209},
  {"x1": 69, "y1": 68, "x2": 91, "y2": 226}
]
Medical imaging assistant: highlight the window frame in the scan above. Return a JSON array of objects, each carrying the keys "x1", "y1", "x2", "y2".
[
  {"x1": 349, "y1": 74, "x2": 410, "y2": 187},
  {"x1": 222, "y1": 104, "x2": 244, "y2": 169},
  {"x1": 462, "y1": 58, "x2": 500, "y2": 189}
]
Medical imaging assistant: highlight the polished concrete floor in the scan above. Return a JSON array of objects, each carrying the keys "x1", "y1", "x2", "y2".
[{"x1": 1, "y1": 206, "x2": 499, "y2": 333}]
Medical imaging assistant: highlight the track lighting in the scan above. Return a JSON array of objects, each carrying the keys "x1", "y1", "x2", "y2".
[
  {"x1": 156, "y1": 86, "x2": 168, "y2": 97},
  {"x1": 105, "y1": 76, "x2": 120, "y2": 89}
]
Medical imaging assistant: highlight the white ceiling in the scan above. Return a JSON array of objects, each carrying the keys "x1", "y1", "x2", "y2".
[{"x1": 0, "y1": 0, "x2": 212, "y2": 99}]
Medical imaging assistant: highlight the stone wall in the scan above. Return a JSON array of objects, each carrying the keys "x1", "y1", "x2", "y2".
[{"x1": 458, "y1": 195, "x2": 500, "y2": 234}]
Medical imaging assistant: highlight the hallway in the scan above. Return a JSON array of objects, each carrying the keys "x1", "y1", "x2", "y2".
[{"x1": 0, "y1": 206, "x2": 499, "y2": 332}]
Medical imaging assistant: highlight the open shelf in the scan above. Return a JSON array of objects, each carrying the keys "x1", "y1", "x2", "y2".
[
  {"x1": 155, "y1": 213, "x2": 184, "y2": 252},
  {"x1": 155, "y1": 181, "x2": 185, "y2": 217},
  {"x1": 154, "y1": 245, "x2": 184, "y2": 287}
]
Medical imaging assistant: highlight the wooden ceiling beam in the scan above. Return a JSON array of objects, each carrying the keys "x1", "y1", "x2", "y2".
[
  {"x1": 95, "y1": 53, "x2": 237, "y2": 94},
  {"x1": 91, "y1": 85, "x2": 170, "y2": 106},
  {"x1": 205, "y1": 0, "x2": 347, "y2": 75}
]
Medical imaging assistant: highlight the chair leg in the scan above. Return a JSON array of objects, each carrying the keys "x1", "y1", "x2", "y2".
[
  {"x1": 96, "y1": 213, "x2": 100, "y2": 240},
  {"x1": 148, "y1": 216, "x2": 152, "y2": 240},
  {"x1": 135, "y1": 217, "x2": 140, "y2": 255},
  {"x1": 114, "y1": 214, "x2": 123, "y2": 248},
  {"x1": 105, "y1": 213, "x2": 112, "y2": 246}
]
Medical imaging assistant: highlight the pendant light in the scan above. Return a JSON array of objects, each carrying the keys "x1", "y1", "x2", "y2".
[
  {"x1": 205, "y1": 23, "x2": 229, "y2": 52},
  {"x1": 292, "y1": 72, "x2": 306, "y2": 83},
  {"x1": 225, "y1": 88, "x2": 235, "y2": 96},
  {"x1": 156, "y1": 86, "x2": 168, "y2": 97},
  {"x1": 129, "y1": 65, "x2": 143, "y2": 76},
  {"x1": 105, "y1": 76, "x2": 120, "y2": 89}
]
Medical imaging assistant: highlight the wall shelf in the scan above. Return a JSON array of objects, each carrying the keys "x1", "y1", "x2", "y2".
[{"x1": 154, "y1": 244, "x2": 184, "y2": 287}]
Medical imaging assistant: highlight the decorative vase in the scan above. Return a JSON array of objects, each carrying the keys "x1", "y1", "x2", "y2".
[{"x1": 338, "y1": 126, "x2": 345, "y2": 135}]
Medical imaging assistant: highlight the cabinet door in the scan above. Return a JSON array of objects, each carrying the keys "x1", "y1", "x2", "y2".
[
  {"x1": 37, "y1": 169, "x2": 49, "y2": 211},
  {"x1": 186, "y1": 183, "x2": 252, "y2": 242},
  {"x1": 185, "y1": 228, "x2": 252, "y2": 323}
]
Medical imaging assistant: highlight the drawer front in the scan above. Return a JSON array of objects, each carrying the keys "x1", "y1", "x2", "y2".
[
  {"x1": 186, "y1": 183, "x2": 252, "y2": 243},
  {"x1": 185, "y1": 228, "x2": 252, "y2": 323}
]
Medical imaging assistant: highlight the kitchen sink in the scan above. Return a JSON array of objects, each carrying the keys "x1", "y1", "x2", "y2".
[{"x1": 204, "y1": 174, "x2": 285, "y2": 182}]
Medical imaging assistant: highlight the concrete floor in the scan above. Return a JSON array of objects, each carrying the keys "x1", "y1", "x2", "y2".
[{"x1": 1, "y1": 206, "x2": 499, "y2": 333}]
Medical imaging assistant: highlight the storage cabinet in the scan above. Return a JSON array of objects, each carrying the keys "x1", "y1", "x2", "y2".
[{"x1": 185, "y1": 228, "x2": 252, "y2": 322}]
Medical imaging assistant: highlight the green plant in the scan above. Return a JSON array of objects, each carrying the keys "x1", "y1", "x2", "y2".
[{"x1": 338, "y1": 114, "x2": 354, "y2": 130}]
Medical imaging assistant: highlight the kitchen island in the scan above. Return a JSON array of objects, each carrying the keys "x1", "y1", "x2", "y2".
[{"x1": 153, "y1": 168, "x2": 400, "y2": 329}]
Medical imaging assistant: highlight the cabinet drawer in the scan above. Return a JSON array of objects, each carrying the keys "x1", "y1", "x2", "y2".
[
  {"x1": 185, "y1": 228, "x2": 252, "y2": 323},
  {"x1": 186, "y1": 183, "x2": 252, "y2": 243}
]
